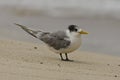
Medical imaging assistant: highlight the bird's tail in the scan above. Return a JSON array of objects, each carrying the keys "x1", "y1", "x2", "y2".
[{"x1": 14, "y1": 23, "x2": 42, "y2": 38}]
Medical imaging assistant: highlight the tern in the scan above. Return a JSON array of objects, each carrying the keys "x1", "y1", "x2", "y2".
[{"x1": 15, "y1": 23, "x2": 88, "y2": 61}]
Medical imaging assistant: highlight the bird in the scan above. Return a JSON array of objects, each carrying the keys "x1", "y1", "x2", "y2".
[{"x1": 15, "y1": 23, "x2": 88, "y2": 61}]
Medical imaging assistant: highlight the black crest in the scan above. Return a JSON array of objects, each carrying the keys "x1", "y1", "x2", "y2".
[{"x1": 68, "y1": 25, "x2": 78, "y2": 32}]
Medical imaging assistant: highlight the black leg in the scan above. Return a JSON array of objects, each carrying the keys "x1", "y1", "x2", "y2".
[
  {"x1": 65, "y1": 53, "x2": 74, "y2": 62},
  {"x1": 59, "y1": 53, "x2": 73, "y2": 61},
  {"x1": 60, "y1": 53, "x2": 64, "y2": 60},
  {"x1": 65, "y1": 53, "x2": 69, "y2": 60}
]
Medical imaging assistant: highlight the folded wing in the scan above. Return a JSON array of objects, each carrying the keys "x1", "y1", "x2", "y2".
[{"x1": 40, "y1": 31, "x2": 71, "y2": 50}]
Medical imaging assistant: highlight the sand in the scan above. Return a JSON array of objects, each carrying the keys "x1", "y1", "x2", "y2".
[{"x1": 0, "y1": 39, "x2": 120, "y2": 80}]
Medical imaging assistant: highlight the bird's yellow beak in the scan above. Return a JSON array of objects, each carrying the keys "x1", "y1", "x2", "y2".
[{"x1": 79, "y1": 30, "x2": 88, "y2": 34}]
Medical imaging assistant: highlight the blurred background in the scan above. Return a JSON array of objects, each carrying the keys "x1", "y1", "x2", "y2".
[{"x1": 0, "y1": 0, "x2": 120, "y2": 56}]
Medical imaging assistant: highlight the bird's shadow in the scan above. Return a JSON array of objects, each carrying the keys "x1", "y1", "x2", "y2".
[
  {"x1": 53, "y1": 58, "x2": 94, "y2": 65},
  {"x1": 73, "y1": 60, "x2": 94, "y2": 65}
]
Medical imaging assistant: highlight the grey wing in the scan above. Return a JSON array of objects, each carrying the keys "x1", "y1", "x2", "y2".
[{"x1": 40, "y1": 31, "x2": 71, "y2": 50}]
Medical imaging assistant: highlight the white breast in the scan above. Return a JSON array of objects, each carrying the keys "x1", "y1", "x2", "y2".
[{"x1": 62, "y1": 35, "x2": 81, "y2": 53}]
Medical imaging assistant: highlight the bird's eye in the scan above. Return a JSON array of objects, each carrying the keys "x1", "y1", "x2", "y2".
[{"x1": 75, "y1": 29, "x2": 77, "y2": 31}]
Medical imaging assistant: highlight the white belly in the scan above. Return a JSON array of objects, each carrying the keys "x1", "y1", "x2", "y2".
[
  {"x1": 66, "y1": 38, "x2": 81, "y2": 52},
  {"x1": 49, "y1": 37, "x2": 81, "y2": 54}
]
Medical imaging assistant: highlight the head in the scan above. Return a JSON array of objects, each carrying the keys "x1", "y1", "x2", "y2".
[{"x1": 67, "y1": 25, "x2": 88, "y2": 37}]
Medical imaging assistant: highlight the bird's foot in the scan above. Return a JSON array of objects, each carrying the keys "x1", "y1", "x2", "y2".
[{"x1": 61, "y1": 59, "x2": 74, "y2": 62}]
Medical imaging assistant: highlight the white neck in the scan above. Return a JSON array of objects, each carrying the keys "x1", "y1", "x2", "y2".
[{"x1": 66, "y1": 30, "x2": 81, "y2": 40}]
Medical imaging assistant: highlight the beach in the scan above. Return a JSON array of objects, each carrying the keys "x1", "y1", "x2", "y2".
[
  {"x1": 0, "y1": 1, "x2": 120, "y2": 79},
  {"x1": 0, "y1": 39, "x2": 120, "y2": 80}
]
